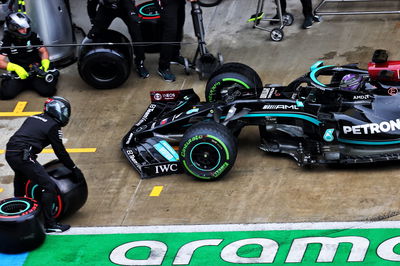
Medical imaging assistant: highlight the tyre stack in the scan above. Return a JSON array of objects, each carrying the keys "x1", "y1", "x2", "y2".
[{"x1": 0, "y1": 197, "x2": 45, "y2": 254}]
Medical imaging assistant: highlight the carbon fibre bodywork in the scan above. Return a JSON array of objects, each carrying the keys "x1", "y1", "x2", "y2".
[{"x1": 122, "y1": 57, "x2": 400, "y2": 178}]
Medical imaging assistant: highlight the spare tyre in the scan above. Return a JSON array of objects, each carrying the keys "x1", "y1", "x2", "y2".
[
  {"x1": 78, "y1": 29, "x2": 132, "y2": 89},
  {"x1": 24, "y1": 160, "x2": 88, "y2": 220},
  {"x1": 0, "y1": 197, "x2": 45, "y2": 254}
]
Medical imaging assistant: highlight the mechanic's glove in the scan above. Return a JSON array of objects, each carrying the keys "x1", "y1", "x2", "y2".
[
  {"x1": 6, "y1": 62, "x2": 29, "y2": 79},
  {"x1": 40, "y1": 59, "x2": 50, "y2": 72},
  {"x1": 71, "y1": 166, "x2": 85, "y2": 183}
]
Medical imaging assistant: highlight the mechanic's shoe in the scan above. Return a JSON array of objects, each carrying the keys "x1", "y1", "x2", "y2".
[
  {"x1": 302, "y1": 16, "x2": 313, "y2": 29},
  {"x1": 170, "y1": 55, "x2": 186, "y2": 65},
  {"x1": 45, "y1": 222, "x2": 71, "y2": 233},
  {"x1": 157, "y1": 68, "x2": 176, "y2": 82},
  {"x1": 312, "y1": 15, "x2": 321, "y2": 23},
  {"x1": 136, "y1": 60, "x2": 150, "y2": 78}
]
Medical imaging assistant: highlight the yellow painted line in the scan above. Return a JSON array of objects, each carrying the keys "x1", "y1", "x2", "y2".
[
  {"x1": 41, "y1": 148, "x2": 97, "y2": 153},
  {"x1": 149, "y1": 186, "x2": 164, "y2": 197},
  {"x1": 0, "y1": 101, "x2": 41, "y2": 117},
  {"x1": 0, "y1": 148, "x2": 97, "y2": 154},
  {"x1": 13, "y1": 101, "x2": 27, "y2": 113},
  {"x1": 0, "y1": 188, "x2": 3, "y2": 193}
]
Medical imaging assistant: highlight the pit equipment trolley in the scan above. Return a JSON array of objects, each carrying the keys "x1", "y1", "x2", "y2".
[
  {"x1": 248, "y1": 0, "x2": 294, "y2": 41},
  {"x1": 315, "y1": 0, "x2": 400, "y2": 16}
]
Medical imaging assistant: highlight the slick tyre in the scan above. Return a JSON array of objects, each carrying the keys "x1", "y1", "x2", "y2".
[
  {"x1": 78, "y1": 30, "x2": 132, "y2": 89},
  {"x1": 179, "y1": 121, "x2": 237, "y2": 180},
  {"x1": 205, "y1": 62, "x2": 263, "y2": 102},
  {"x1": 0, "y1": 197, "x2": 45, "y2": 254},
  {"x1": 24, "y1": 160, "x2": 88, "y2": 220}
]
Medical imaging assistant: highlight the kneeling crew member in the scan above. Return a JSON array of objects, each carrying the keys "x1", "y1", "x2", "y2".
[
  {"x1": 0, "y1": 12, "x2": 57, "y2": 100},
  {"x1": 6, "y1": 96, "x2": 84, "y2": 233}
]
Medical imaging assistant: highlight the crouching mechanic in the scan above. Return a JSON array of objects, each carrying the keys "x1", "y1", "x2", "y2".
[
  {"x1": 0, "y1": 12, "x2": 57, "y2": 100},
  {"x1": 5, "y1": 96, "x2": 84, "y2": 233}
]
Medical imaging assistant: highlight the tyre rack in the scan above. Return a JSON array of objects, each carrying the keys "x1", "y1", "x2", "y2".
[
  {"x1": 315, "y1": 0, "x2": 400, "y2": 16},
  {"x1": 248, "y1": 0, "x2": 294, "y2": 42}
]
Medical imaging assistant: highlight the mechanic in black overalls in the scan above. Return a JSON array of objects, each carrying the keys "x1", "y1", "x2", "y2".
[
  {"x1": 157, "y1": 0, "x2": 194, "y2": 82},
  {"x1": 87, "y1": 0, "x2": 149, "y2": 78},
  {"x1": 5, "y1": 97, "x2": 84, "y2": 233},
  {"x1": 0, "y1": 12, "x2": 57, "y2": 100}
]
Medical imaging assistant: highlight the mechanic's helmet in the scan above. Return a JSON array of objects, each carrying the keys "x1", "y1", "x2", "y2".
[
  {"x1": 339, "y1": 74, "x2": 363, "y2": 91},
  {"x1": 5, "y1": 12, "x2": 32, "y2": 39},
  {"x1": 44, "y1": 96, "x2": 71, "y2": 127},
  {"x1": 100, "y1": 0, "x2": 119, "y2": 9}
]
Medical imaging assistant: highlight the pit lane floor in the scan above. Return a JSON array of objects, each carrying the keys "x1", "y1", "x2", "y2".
[{"x1": 1, "y1": 0, "x2": 400, "y2": 229}]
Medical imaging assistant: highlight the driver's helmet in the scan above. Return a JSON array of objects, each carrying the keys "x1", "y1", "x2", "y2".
[
  {"x1": 339, "y1": 74, "x2": 363, "y2": 91},
  {"x1": 44, "y1": 96, "x2": 71, "y2": 127},
  {"x1": 100, "y1": 0, "x2": 119, "y2": 9},
  {"x1": 5, "y1": 12, "x2": 32, "y2": 39}
]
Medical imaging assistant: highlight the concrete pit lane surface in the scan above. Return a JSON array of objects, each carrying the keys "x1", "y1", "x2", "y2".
[{"x1": 2, "y1": 0, "x2": 400, "y2": 265}]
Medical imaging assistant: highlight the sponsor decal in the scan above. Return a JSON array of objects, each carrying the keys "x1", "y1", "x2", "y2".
[
  {"x1": 172, "y1": 112, "x2": 184, "y2": 121},
  {"x1": 180, "y1": 135, "x2": 202, "y2": 157},
  {"x1": 212, "y1": 161, "x2": 229, "y2": 178},
  {"x1": 21, "y1": 222, "x2": 400, "y2": 266},
  {"x1": 135, "y1": 104, "x2": 157, "y2": 126},
  {"x1": 262, "y1": 105, "x2": 299, "y2": 110},
  {"x1": 208, "y1": 81, "x2": 221, "y2": 101},
  {"x1": 125, "y1": 149, "x2": 141, "y2": 169},
  {"x1": 154, "y1": 93, "x2": 162, "y2": 101},
  {"x1": 323, "y1": 128, "x2": 335, "y2": 142},
  {"x1": 57, "y1": 130, "x2": 63, "y2": 140},
  {"x1": 343, "y1": 118, "x2": 400, "y2": 134},
  {"x1": 260, "y1": 88, "x2": 275, "y2": 99},
  {"x1": 160, "y1": 118, "x2": 168, "y2": 125},
  {"x1": 186, "y1": 108, "x2": 199, "y2": 115},
  {"x1": 151, "y1": 91, "x2": 180, "y2": 101},
  {"x1": 154, "y1": 163, "x2": 179, "y2": 174},
  {"x1": 125, "y1": 133, "x2": 133, "y2": 145},
  {"x1": 353, "y1": 95, "x2": 371, "y2": 100},
  {"x1": 32, "y1": 115, "x2": 48, "y2": 122},
  {"x1": 388, "y1": 87, "x2": 398, "y2": 96}
]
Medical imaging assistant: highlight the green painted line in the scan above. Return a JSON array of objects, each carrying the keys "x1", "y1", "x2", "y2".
[{"x1": 19, "y1": 223, "x2": 400, "y2": 265}]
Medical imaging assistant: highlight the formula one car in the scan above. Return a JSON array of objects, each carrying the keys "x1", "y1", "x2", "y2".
[{"x1": 122, "y1": 49, "x2": 400, "y2": 180}]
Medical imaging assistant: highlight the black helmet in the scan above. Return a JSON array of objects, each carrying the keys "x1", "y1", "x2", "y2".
[
  {"x1": 5, "y1": 12, "x2": 32, "y2": 39},
  {"x1": 100, "y1": 0, "x2": 119, "y2": 9},
  {"x1": 44, "y1": 96, "x2": 71, "y2": 127}
]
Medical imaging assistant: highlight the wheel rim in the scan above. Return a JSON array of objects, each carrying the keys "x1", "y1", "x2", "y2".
[
  {"x1": 190, "y1": 142, "x2": 221, "y2": 171},
  {"x1": 90, "y1": 61, "x2": 120, "y2": 82},
  {"x1": 0, "y1": 200, "x2": 30, "y2": 215},
  {"x1": 210, "y1": 79, "x2": 250, "y2": 102},
  {"x1": 271, "y1": 30, "x2": 283, "y2": 41}
]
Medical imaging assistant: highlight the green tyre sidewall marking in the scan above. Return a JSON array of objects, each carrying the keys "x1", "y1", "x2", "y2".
[
  {"x1": 182, "y1": 134, "x2": 231, "y2": 180},
  {"x1": 207, "y1": 76, "x2": 251, "y2": 102}
]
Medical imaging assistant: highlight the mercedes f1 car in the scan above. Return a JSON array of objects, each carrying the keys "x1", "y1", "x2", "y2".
[{"x1": 122, "y1": 49, "x2": 400, "y2": 180}]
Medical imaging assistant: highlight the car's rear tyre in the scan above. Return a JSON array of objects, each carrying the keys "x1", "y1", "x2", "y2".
[
  {"x1": 205, "y1": 62, "x2": 263, "y2": 102},
  {"x1": 78, "y1": 30, "x2": 132, "y2": 89},
  {"x1": 179, "y1": 121, "x2": 237, "y2": 180},
  {"x1": 0, "y1": 197, "x2": 45, "y2": 254},
  {"x1": 24, "y1": 160, "x2": 88, "y2": 220}
]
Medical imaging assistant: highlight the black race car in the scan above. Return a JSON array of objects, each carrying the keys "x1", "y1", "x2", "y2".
[{"x1": 122, "y1": 49, "x2": 400, "y2": 180}]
